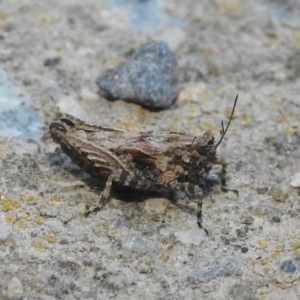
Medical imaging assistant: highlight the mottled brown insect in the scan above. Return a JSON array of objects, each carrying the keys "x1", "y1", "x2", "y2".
[{"x1": 49, "y1": 95, "x2": 238, "y2": 234}]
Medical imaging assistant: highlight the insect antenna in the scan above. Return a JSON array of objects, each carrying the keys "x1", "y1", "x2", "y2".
[{"x1": 214, "y1": 94, "x2": 238, "y2": 149}]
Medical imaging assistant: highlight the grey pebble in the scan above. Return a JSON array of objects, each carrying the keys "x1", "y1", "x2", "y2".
[
  {"x1": 175, "y1": 228, "x2": 205, "y2": 246},
  {"x1": 44, "y1": 57, "x2": 61, "y2": 67},
  {"x1": 3, "y1": 277, "x2": 23, "y2": 300},
  {"x1": 270, "y1": 215, "x2": 281, "y2": 223},
  {"x1": 121, "y1": 236, "x2": 152, "y2": 253},
  {"x1": 241, "y1": 246, "x2": 249, "y2": 253},
  {"x1": 295, "y1": 255, "x2": 300, "y2": 262},
  {"x1": 269, "y1": 181, "x2": 290, "y2": 202},
  {"x1": 280, "y1": 259, "x2": 296, "y2": 274},
  {"x1": 229, "y1": 281, "x2": 255, "y2": 300},
  {"x1": 190, "y1": 259, "x2": 238, "y2": 284},
  {"x1": 96, "y1": 41, "x2": 178, "y2": 109},
  {"x1": 241, "y1": 215, "x2": 254, "y2": 225},
  {"x1": 236, "y1": 227, "x2": 248, "y2": 238}
]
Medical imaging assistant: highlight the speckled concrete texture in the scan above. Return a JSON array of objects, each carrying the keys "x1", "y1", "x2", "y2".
[{"x1": 0, "y1": 0, "x2": 300, "y2": 299}]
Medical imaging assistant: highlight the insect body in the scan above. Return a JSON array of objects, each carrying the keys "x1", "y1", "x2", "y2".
[{"x1": 49, "y1": 96, "x2": 238, "y2": 234}]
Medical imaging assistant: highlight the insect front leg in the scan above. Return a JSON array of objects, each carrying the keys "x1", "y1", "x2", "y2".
[
  {"x1": 215, "y1": 157, "x2": 238, "y2": 195},
  {"x1": 169, "y1": 182, "x2": 208, "y2": 235}
]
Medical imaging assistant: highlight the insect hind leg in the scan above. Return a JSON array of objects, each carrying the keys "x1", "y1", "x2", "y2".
[
  {"x1": 90, "y1": 169, "x2": 167, "y2": 211},
  {"x1": 115, "y1": 170, "x2": 155, "y2": 190}
]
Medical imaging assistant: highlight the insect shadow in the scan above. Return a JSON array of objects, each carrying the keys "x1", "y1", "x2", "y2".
[
  {"x1": 49, "y1": 149, "x2": 222, "y2": 221},
  {"x1": 49, "y1": 149, "x2": 218, "y2": 219}
]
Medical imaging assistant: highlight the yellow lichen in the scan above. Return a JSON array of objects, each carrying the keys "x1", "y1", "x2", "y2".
[
  {"x1": 240, "y1": 113, "x2": 249, "y2": 125},
  {"x1": 109, "y1": 56, "x2": 120, "y2": 66},
  {"x1": 160, "y1": 253, "x2": 169, "y2": 263},
  {"x1": 172, "y1": 115, "x2": 180, "y2": 124},
  {"x1": 114, "y1": 120, "x2": 138, "y2": 130},
  {"x1": 39, "y1": 16, "x2": 59, "y2": 26},
  {"x1": 14, "y1": 217, "x2": 27, "y2": 228},
  {"x1": 50, "y1": 195, "x2": 60, "y2": 202},
  {"x1": 271, "y1": 252, "x2": 280, "y2": 259},
  {"x1": 201, "y1": 122, "x2": 218, "y2": 132},
  {"x1": 283, "y1": 126, "x2": 295, "y2": 136},
  {"x1": 43, "y1": 234, "x2": 55, "y2": 243},
  {"x1": 288, "y1": 275, "x2": 294, "y2": 281},
  {"x1": 110, "y1": 229, "x2": 119, "y2": 236},
  {"x1": 249, "y1": 259, "x2": 256, "y2": 266},
  {"x1": 256, "y1": 239, "x2": 267, "y2": 248},
  {"x1": 38, "y1": 204, "x2": 48, "y2": 210},
  {"x1": 136, "y1": 106, "x2": 145, "y2": 116},
  {"x1": 55, "y1": 46, "x2": 63, "y2": 53},
  {"x1": 22, "y1": 194, "x2": 36, "y2": 202},
  {"x1": 263, "y1": 267, "x2": 271, "y2": 274},
  {"x1": 215, "y1": 0, "x2": 241, "y2": 13},
  {"x1": 94, "y1": 225, "x2": 107, "y2": 234},
  {"x1": 291, "y1": 240, "x2": 300, "y2": 250},
  {"x1": 5, "y1": 214, "x2": 16, "y2": 223},
  {"x1": 1, "y1": 197, "x2": 21, "y2": 212},
  {"x1": 202, "y1": 90, "x2": 211, "y2": 102},
  {"x1": 0, "y1": 11, "x2": 8, "y2": 19},
  {"x1": 34, "y1": 215, "x2": 43, "y2": 224},
  {"x1": 259, "y1": 258, "x2": 268, "y2": 265},
  {"x1": 0, "y1": 151, "x2": 7, "y2": 158},
  {"x1": 33, "y1": 240, "x2": 45, "y2": 249},
  {"x1": 290, "y1": 32, "x2": 299, "y2": 47}
]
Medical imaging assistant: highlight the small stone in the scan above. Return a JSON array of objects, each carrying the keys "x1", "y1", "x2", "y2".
[
  {"x1": 156, "y1": 26, "x2": 186, "y2": 51},
  {"x1": 201, "y1": 284, "x2": 213, "y2": 293},
  {"x1": 236, "y1": 228, "x2": 247, "y2": 238},
  {"x1": 96, "y1": 41, "x2": 178, "y2": 109},
  {"x1": 160, "y1": 243, "x2": 174, "y2": 262},
  {"x1": 191, "y1": 259, "x2": 238, "y2": 283},
  {"x1": 175, "y1": 228, "x2": 205, "y2": 246},
  {"x1": 121, "y1": 237, "x2": 151, "y2": 253},
  {"x1": 80, "y1": 88, "x2": 101, "y2": 102},
  {"x1": 139, "y1": 264, "x2": 153, "y2": 274},
  {"x1": 291, "y1": 172, "x2": 300, "y2": 188},
  {"x1": 270, "y1": 181, "x2": 290, "y2": 202},
  {"x1": 5, "y1": 277, "x2": 23, "y2": 299},
  {"x1": 229, "y1": 281, "x2": 255, "y2": 300},
  {"x1": 222, "y1": 237, "x2": 230, "y2": 245},
  {"x1": 241, "y1": 215, "x2": 254, "y2": 225},
  {"x1": 241, "y1": 246, "x2": 248, "y2": 253},
  {"x1": 143, "y1": 197, "x2": 170, "y2": 214},
  {"x1": 270, "y1": 216, "x2": 281, "y2": 223},
  {"x1": 280, "y1": 260, "x2": 296, "y2": 274},
  {"x1": 221, "y1": 228, "x2": 230, "y2": 235},
  {"x1": 256, "y1": 187, "x2": 268, "y2": 194},
  {"x1": 44, "y1": 57, "x2": 61, "y2": 67},
  {"x1": 251, "y1": 204, "x2": 281, "y2": 219},
  {"x1": 56, "y1": 96, "x2": 87, "y2": 120}
]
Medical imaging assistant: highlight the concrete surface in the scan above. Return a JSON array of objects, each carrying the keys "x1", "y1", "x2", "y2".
[{"x1": 0, "y1": 0, "x2": 300, "y2": 299}]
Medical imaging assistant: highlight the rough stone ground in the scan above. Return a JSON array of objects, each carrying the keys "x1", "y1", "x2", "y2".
[{"x1": 0, "y1": 0, "x2": 300, "y2": 299}]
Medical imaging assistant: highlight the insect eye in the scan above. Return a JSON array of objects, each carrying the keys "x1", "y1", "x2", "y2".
[
  {"x1": 60, "y1": 118, "x2": 75, "y2": 127},
  {"x1": 203, "y1": 131, "x2": 215, "y2": 144},
  {"x1": 49, "y1": 121, "x2": 67, "y2": 133}
]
